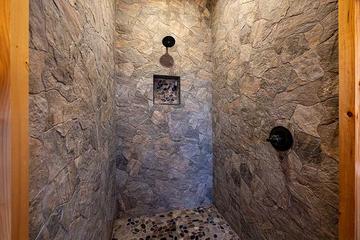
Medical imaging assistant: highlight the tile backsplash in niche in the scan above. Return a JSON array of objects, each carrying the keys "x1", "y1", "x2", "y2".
[{"x1": 153, "y1": 75, "x2": 181, "y2": 105}]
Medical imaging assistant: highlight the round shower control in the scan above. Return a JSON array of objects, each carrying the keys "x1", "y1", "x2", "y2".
[{"x1": 267, "y1": 126, "x2": 293, "y2": 151}]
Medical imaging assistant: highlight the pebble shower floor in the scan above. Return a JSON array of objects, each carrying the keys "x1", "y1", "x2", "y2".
[{"x1": 112, "y1": 206, "x2": 239, "y2": 240}]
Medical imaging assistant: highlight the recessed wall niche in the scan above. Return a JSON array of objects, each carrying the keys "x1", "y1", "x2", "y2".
[{"x1": 153, "y1": 75, "x2": 181, "y2": 105}]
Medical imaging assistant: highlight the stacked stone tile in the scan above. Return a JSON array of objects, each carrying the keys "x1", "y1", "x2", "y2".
[
  {"x1": 211, "y1": 0, "x2": 338, "y2": 239},
  {"x1": 114, "y1": 0, "x2": 214, "y2": 218},
  {"x1": 29, "y1": 0, "x2": 116, "y2": 239}
]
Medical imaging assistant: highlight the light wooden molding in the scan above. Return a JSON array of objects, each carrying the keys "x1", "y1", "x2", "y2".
[
  {"x1": 339, "y1": 0, "x2": 359, "y2": 239},
  {"x1": 355, "y1": 0, "x2": 360, "y2": 239},
  {"x1": 0, "y1": 0, "x2": 29, "y2": 239},
  {"x1": 0, "y1": 0, "x2": 12, "y2": 237}
]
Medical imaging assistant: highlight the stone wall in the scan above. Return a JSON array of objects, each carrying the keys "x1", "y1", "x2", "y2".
[
  {"x1": 211, "y1": 0, "x2": 338, "y2": 239},
  {"x1": 29, "y1": 0, "x2": 116, "y2": 239},
  {"x1": 114, "y1": 0, "x2": 213, "y2": 217},
  {"x1": 29, "y1": 0, "x2": 339, "y2": 238}
]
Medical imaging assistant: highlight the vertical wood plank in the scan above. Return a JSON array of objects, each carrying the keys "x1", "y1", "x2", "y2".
[
  {"x1": 0, "y1": 0, "x2": 11, "y2": 239},
  {"x1": 339, "y1": 0, "x2": 358, "y2": 239},
  {"x1": 0, "y1": 0, "x2": 29, "y2": 239},
  {"x1": 355, "y1": 0, "x2": 360, "y2": 239},
  {"x1": 10, "y1": 0, "x2": 29, "y2": 239}
]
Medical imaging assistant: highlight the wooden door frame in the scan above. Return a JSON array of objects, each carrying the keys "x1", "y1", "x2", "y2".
[
  {"x1": 0, "y1": 0, "x2": 359, "y2": 240},
  {"x1": 339, "y1": 0, "x2": 360, "y2": 239},
  {"x1": 0, "y1": 0, "x2": 29, "y2": 239}
]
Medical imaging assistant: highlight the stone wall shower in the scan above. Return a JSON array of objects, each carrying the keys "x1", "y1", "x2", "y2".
[
  {"x1": 28, "y1": 0, "x2": 339, "y2": 239},
  {"x1": 114, "y1": 0, "x2": 213, "y2": 217},
  {"x1": 211, "y1": 0, "x2": 338, "y2": 239},
  {"x1": 29, "y1": 0, "x2": 116, "y2": 239}
]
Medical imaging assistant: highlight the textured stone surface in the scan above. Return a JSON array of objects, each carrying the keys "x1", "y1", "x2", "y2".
[
  {"x1": 211, "y1": 0, "x2": 338, "y2": 239},
  {"x1": 112, "y1": 206, "x2": 239, "y2": 240},
  {"x1": 114, "y1": 0, "x2": 213, "y2": 218},
  {"x1": 29, "y1": 0, "x2": 116, "y2": 239},
  {"x1": 30, "y1": 0, "x2": 339, "y2": 239}
]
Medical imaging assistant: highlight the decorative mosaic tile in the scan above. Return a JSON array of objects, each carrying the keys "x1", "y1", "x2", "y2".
[
  {"x1": 153, "y1": 75, "x2": 181, "y2": 105},
  {"x1": 112, "y1": 206, "x2": 239, "y2": 240}
]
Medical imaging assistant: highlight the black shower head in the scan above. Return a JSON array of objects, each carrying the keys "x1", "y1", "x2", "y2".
[{"x1": 162, "y1": 36, "x2": 176, "y2": 48}]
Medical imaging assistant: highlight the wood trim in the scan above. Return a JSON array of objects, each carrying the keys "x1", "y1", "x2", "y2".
[
  {"x1": 0, "y1": 0, "x2": 29, "y2": 239},
  {"x1": 0, "y1": 1, "x2": 359, "y2": 240},
  {"x1": 10, "y1": 0, "x2": 29, "y2": 239},
  {"x1": 339, "y1": 0, "x2": 359, "y2": 239},
  {"x1": 356, "y1": 3, "x2": 360, "y2": 240},
  {"x1": 0, "y1": 0, "x2": 12, "y2": 238},
  {"x1": 355, "y1": 0, "x2": 360, "y2": 239}
]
